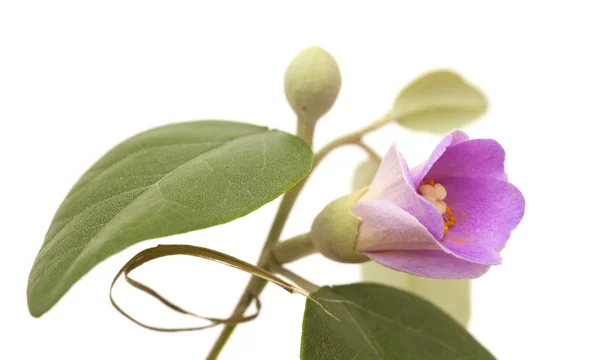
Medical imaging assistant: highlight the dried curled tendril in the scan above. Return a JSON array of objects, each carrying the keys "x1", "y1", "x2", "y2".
[{"x1": 110, "y1": 244, "x2": 334, "y2": 332}]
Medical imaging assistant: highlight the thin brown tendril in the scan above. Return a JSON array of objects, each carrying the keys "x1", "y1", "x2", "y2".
[{"x1": 109, "y1": 244, "x2": 315, "y2": 332}]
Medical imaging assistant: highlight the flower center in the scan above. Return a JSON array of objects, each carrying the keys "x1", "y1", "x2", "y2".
[{"x1": 418, "y1": 180, "x2": 456, "y2": 234}]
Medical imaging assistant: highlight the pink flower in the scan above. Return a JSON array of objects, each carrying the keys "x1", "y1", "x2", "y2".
[{"x1": 352, "y1": 130, "x2": 525, "y2": 279}]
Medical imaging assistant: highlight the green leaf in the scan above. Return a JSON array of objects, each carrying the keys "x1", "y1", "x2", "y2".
[
  {"x1": 352, "y1": 158, "x2": 380, "y2": 191},
  {"x1": 391, "y1": 70, "x2": 487, "y2": 133},
  {"x1": 301, "y1": 283, "x2": 493, "y2": 360},
  {"x1": 361, "y1": 262, "x2": 470, "y2": 326},
  {"x1": 27, "y1": 120, "x2": 313, "y2": 317}
]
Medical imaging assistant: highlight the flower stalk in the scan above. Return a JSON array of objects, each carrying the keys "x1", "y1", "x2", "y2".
[
  {"x1": 271, "y1": 233, "x2": 315, "y2": 264},
  {"x1": 206, "y1": 115, "x2": 392, "y2": 359}
]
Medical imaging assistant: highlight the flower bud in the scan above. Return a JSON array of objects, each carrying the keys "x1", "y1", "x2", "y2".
[
  {"x1": 284, "y1": 46, "x2": 341, "y2": 125},
  {"x1": 310, "y1": 188, "x2": 369, "y2": 263}
]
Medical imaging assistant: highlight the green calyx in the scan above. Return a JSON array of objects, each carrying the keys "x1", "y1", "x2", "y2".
[{"x1": 310, "y1": 188, "x2": 369, "y2": 263}]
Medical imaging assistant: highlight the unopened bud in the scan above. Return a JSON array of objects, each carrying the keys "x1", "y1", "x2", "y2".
[{"x1": 284, "y1": 46, "x2": 341, "y2": 125}]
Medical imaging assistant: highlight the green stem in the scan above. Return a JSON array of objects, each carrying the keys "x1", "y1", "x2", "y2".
[
  {"x1": 205, "y1": 114, "x2": 392, "y2": 359},
  {"x1": 271, "y1": 233, "x2": 315, "y2": 264},
  {"x1": 296, "y1": 115, "x2": 316, "y2": 146},
  {"x1": 313, "y1": 114, "x2": 391, "y2": 165},
  {"x1": 356, "y1": 141, "x2": 381, "y2": 162},
  {"x1": 205, "y1": 160, "x2": 308, "y2": 360},
  {"x1": 205, "y1": 276, "x2": 265, "y2": 360}
]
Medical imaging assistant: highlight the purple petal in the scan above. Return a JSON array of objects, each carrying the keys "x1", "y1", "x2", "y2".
[
  {"x1": 410, "y1": 130, "x2": 470, "y2": 186},
  {"x1": 353, "y1": 200, "x2": 441, "y2": 252},
  {"x1": 362, "y1": 145, "x2": 444, "y2": 240},
  {"x1": 364, "y1": 250, "x2": 491, "y2": 279},
  {"x1": 440, "y1": 240, "x2": 502, "y2": 265},
  {"x1": 425, "y1": 139, "x2": 508, "y2": 182},
  {"x1": 365, "y1": 144, "x2": 412, "y2": 196},
  {"x1": 442, "y1": 176, "x2": 525, "y2": 254}
]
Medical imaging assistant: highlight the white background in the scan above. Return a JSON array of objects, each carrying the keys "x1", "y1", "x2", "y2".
[{"x1": 1, "y1": 1, "x2": 598, "y2": 359}]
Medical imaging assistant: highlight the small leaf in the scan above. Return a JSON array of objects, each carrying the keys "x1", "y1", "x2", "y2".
[
  {"x1": 301, "y1": 283, "x2": 493, "y2": 360},
  {"x1": 351, "y1": 158, "x2": 380, "y2": 190},
  {"x1": 28, "y1": 120, "x2": 313, "y2": 317},
  {"x1": 361, "y1": 262, "x2": 470, "y2": 326},
  {"x1": 391, "y1": 70, "x2": 487, "y2": 133}
]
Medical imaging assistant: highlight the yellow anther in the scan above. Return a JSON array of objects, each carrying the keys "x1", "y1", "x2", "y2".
[
  {"x1": 419, "y1": 184, "x2": 437, "y2": 198},
  {"x1": 418, "y1": 180, "x2": 456, "y2": 235},
  {"x1": 434, "y1": 183, "x2": 447, "y2": 200},
  {"x1": 435, "y1": 201, "x2": 447, "y2": 213}
]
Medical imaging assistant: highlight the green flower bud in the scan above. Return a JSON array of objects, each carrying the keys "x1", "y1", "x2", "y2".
[
  {"x1": 284, "y1": 46, "x2": 341, "y2": 125},
  {"x1": 310, "y1": 188, "x2": 369, "y2": 263}
]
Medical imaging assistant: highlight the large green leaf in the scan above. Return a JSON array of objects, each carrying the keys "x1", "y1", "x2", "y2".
[
  {"x1": 361, "y1": 262, "x2": 470, "y2": 327},
  {"x1": 301, "y1": 283, "x2": 493, "y2": 360},
  {"x1": 392, "y1": 70, "x2": 487, "y2": 133},
  {"x1": 28, "y1": 120, "x2": 313, "y2": 317}
]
